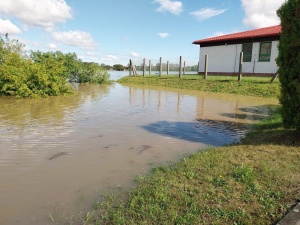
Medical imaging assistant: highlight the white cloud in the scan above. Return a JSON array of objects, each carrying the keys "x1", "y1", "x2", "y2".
[
  {"x1": 52, "y1": 30, "x2": 97, "y2": 50},
  {"x1": 0, "y1": 19, "x2": 21, "y2": 35},
  {"x1": 131, "y1": 52, "x2": 140, "y2": 57},
  {"x1": 154, "y1": 0, "x2": 183, "y2": 15},
  {"x1": 0, "y1": 0, "x2": 72, "y2": 31},
  {"x1": 208, "y1": 29, "x2": 241, "y2": 38},
  {"x1": 158, "y1": 32, "x2": 169, "y2": 38},
  {"x1": 210, "y1": 31, "x2": 228, "y2": 37},
  {"x1": 241, "y1": 0, "x2": 285, "y2": 28},
  {"x1": 47, "y1": 43, "x2": 58, "y2": 50},
  {"x1": 105, "y1": 55, "x2": 119, "y2": 61},
  {"x1": 190, "y1": 8, "x2": 227, "y2": 21}
]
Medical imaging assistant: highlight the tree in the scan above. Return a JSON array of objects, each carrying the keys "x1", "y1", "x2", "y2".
[
  {"x1": 0, "y1": 36, "x2": 111, "y2": 98},
  {"x1": 0, "y1": 37, "x2": 75, "y2": 98},
  {"x1": 78, "y1": 62, "x2": 110, "y2": 84},
  {"x1": 276, "y1": 0, "x2": 300, "y2": 129},
  {"x1": 101, "y1": 63, "x2": 112, "y2": 70},
  {"x1": 113, "y1": 64, "x2": 125, "y2": 71}
]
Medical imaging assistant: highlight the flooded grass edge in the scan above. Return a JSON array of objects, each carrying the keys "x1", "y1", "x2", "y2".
[{"x1": 82, "y1": 108, "x2": 300, "y2": 225}]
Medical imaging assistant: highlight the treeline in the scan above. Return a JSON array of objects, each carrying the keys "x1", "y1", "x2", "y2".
[
  {"x1": 0, "y1": 36, "x2": 110, "y2": 98},
  {"x1": 101, "y1": 63, "x2": 128, "y2": 71}
]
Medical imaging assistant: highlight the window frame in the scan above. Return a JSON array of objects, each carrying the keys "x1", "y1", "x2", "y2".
[
  {"x1": 259, "y1": 42, "x2": 272, "y2": 62},
  {"x1": 242, "y1": 43, "x2": 253, "y2": 62}
]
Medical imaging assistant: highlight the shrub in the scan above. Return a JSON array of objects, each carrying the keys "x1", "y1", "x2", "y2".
[{"x1": 276, "y1": 0, "x2": 300, "y2": 129}]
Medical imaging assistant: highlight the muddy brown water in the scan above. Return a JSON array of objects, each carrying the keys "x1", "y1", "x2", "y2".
[{"x1": 0, "y1": 83, "x2": 278, "y2": 224}]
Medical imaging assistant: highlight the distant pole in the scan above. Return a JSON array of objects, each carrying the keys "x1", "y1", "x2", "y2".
[
  {"x1": 167, "y1": 61, "x2": 169, "y2": 75},
  {"x1": 159, "y1": 57, "x2": 162, "y2": 77},
  {"x1": 149, "y1": 60, "x2": 151, "y2": 75},
  {"x1": 183, "y1": 61, "x2": 186, "y2": 75},
  {"x1": 143, "y1": 58, "x2": 146, "y2": 77},
  {"x1": 198, "y1": 62, "x2": 200, "y2": 75},
  {"x1": 179, "y1": 56, "x2": 182, "y2": 78},
  {"x1": 129, "y1": 59, "x2": 132, "y2": 76},
  {"x1": 238, "y1": 52, "x2": 243, "y2": 82},
  {"x1": 204, "y1": 55, "x2": 208, "y2": 79}
]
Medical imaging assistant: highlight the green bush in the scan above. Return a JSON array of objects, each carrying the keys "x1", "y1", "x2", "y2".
[
  {"x1": 276, "y1": 0, "x2": 300, "y2": 129},
  {"x1": 0, "y1": 36, "x2": 111, "y2": 98},
  {"x1": 0, "y1": 37, "x2": 75, "y2": 97}
]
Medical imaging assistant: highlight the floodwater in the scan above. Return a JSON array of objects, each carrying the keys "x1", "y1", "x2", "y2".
[{"x1": 0, "y1": 83, "x2": 278, "y2": 225}]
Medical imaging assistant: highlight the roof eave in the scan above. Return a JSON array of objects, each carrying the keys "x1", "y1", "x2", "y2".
[{"x1": 193, "y1": 34, "x2": 280, "y2": 47}]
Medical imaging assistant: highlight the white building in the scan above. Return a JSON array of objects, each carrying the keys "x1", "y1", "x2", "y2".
[{"x1": 193, "y1": 25, "x2": 282, "y2": 76}]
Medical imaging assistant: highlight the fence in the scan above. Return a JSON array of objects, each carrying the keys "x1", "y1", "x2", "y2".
[
  {"x1": 128, "y1": 54, "x2": 278, "y2": 82},
  {"x1": 128, "y1": 56, "x2": 199, "y2": 77}
]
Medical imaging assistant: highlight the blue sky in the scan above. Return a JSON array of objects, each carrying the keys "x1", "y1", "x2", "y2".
[{"x1": 0, "y1": 0, "x2": 284, "y2": 66}]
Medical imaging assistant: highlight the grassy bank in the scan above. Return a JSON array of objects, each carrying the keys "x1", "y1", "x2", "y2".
[
  {"x1": 84, "y1": 110, "x2": 300, "y2": 225},
  {"x1": 82, "y1": 76, "x2": 299, "y2": 225},
  {"x1": 118, "y1": 75, "x2": 280, "y2": 98}
]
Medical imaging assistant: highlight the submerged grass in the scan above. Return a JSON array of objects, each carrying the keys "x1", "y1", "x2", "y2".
[
  {"x1": 118, "y1": 75, "x2": 280, "y2": 98},
  {"x1": 84, "y1": 109, "x2": 300, "y2": 225}
]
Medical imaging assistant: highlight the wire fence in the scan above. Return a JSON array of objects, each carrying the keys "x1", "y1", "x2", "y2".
[{"x1": 129, "y1": 56, "x2": 199, "y2": 75}]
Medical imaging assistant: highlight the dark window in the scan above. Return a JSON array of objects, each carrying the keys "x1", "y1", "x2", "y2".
[
  {"x1": 242, "y1": 43, "x2": 253, "y2": 62},
  {"x1": 259, "y1": 42, "x2": 272, "y2": 62}
]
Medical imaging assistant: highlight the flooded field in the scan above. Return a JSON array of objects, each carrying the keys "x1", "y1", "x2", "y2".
[{"x1": 0, "y1": 83, "x2": 278, "y2": 225}]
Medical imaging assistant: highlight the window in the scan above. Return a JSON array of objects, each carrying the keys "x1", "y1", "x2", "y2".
[
  {"x1": 259, "y1": 42, "x2": 272, "y2": 62},
  {"x1": 242, "y1": 43, "x2": 253, "y2": 62}
]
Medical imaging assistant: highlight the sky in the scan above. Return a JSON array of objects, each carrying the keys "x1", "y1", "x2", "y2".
[{"x1": 0, "y1": 0, "x2": 285, "y2": 66}]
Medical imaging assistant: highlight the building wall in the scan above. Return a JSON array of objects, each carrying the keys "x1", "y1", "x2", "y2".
[{"x1": 198, "y1": 40, "x2": 279, "y2": 75}]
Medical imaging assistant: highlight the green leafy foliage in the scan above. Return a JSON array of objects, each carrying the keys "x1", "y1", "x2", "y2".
[
  {"x1": 77, "y1": 62, "x2": 110, "y2": 84},
  {"x1": 276, "y1": 0, "x2": 300, "y2": 129},
  {"x1": 0, "y1": 36, "x2": 111, "y2": 98},
  {"x1": 113, "y1": 64, "x2": 125, "y2": 71}
]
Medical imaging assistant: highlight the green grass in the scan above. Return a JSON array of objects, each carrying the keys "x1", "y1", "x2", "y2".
[
  {"x1": 118, "y1": 75, "x2": 280, "y2": 98},
  {"x1": 83, "y1": 109, "x2": 300, "y2": 225},
  {"x1": 81, "y1": 77, "x2": 299, "y2": 225}
]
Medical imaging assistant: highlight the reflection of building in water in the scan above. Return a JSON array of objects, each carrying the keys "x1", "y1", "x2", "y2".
[
  {"x1": 195, "y1": 96, "x2": 254, "y2": 124},
  {"x1": 195, "y1": 95, "x2": 272, "y2": 125},
  {"x1": 194, "y1": 95, "x2": 275, "y2": 141},
  {"x1": 128, "y1": 85, "x2": 274, "y2": 138}
]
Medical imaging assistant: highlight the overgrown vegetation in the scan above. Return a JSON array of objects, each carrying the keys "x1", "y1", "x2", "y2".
[
  {"x1": 0, "y1": 36, "x2": 110, "y2": 98},
  {"x1": 118, "y1": 75, "x2": 280, "y2": 98},
  {"x1": 84, "y1": 109, "x2": 300, "y2": 225},
  {"x1": 276, "y1": 0, "x2": 300, "y2": 129}
]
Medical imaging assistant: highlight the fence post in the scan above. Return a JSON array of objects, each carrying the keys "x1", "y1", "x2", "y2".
[
  {"x1": 159, "y1": 57, "x2": 162, "y2": 77},
  {"x1": 270, "y1": 68, "x2": 279, "y2": 83},
  {"x1": 167, "y1": 61, "x2": 169, "y2": 75},
  {"x1": 204, "y1": 55, "x2": 208, "y2": 79},
  {"x1": 149, "y1": 60, "x2": 151, "y2": 75},
  {"x1": 179, "y1": 56, "x2": 182, "y2": 78},
  {"x1": 129, "y1": 59, "x2": 132, "y2": 76},
  {"x1": 143, "y1": 58, "x2": 146, "y2": 77},
  {"x1": 238, "y1": 52, "x2": 243, "y2": 82}
]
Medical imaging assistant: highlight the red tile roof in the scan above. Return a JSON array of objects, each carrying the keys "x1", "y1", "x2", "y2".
[{"x1": 193, "y1": 25, "x2": 282, "y2": 45}]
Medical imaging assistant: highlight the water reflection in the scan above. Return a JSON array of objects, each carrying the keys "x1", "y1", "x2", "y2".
[
  {"x1": 0, "y1": 84, "x2": 110, "y2": 126},
  {"x1": 0, "y1": 83, "x2": 278, "y2": 225},
  {"x1": 141, "y1": 121, "x2": 237, "y2": 145}
]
